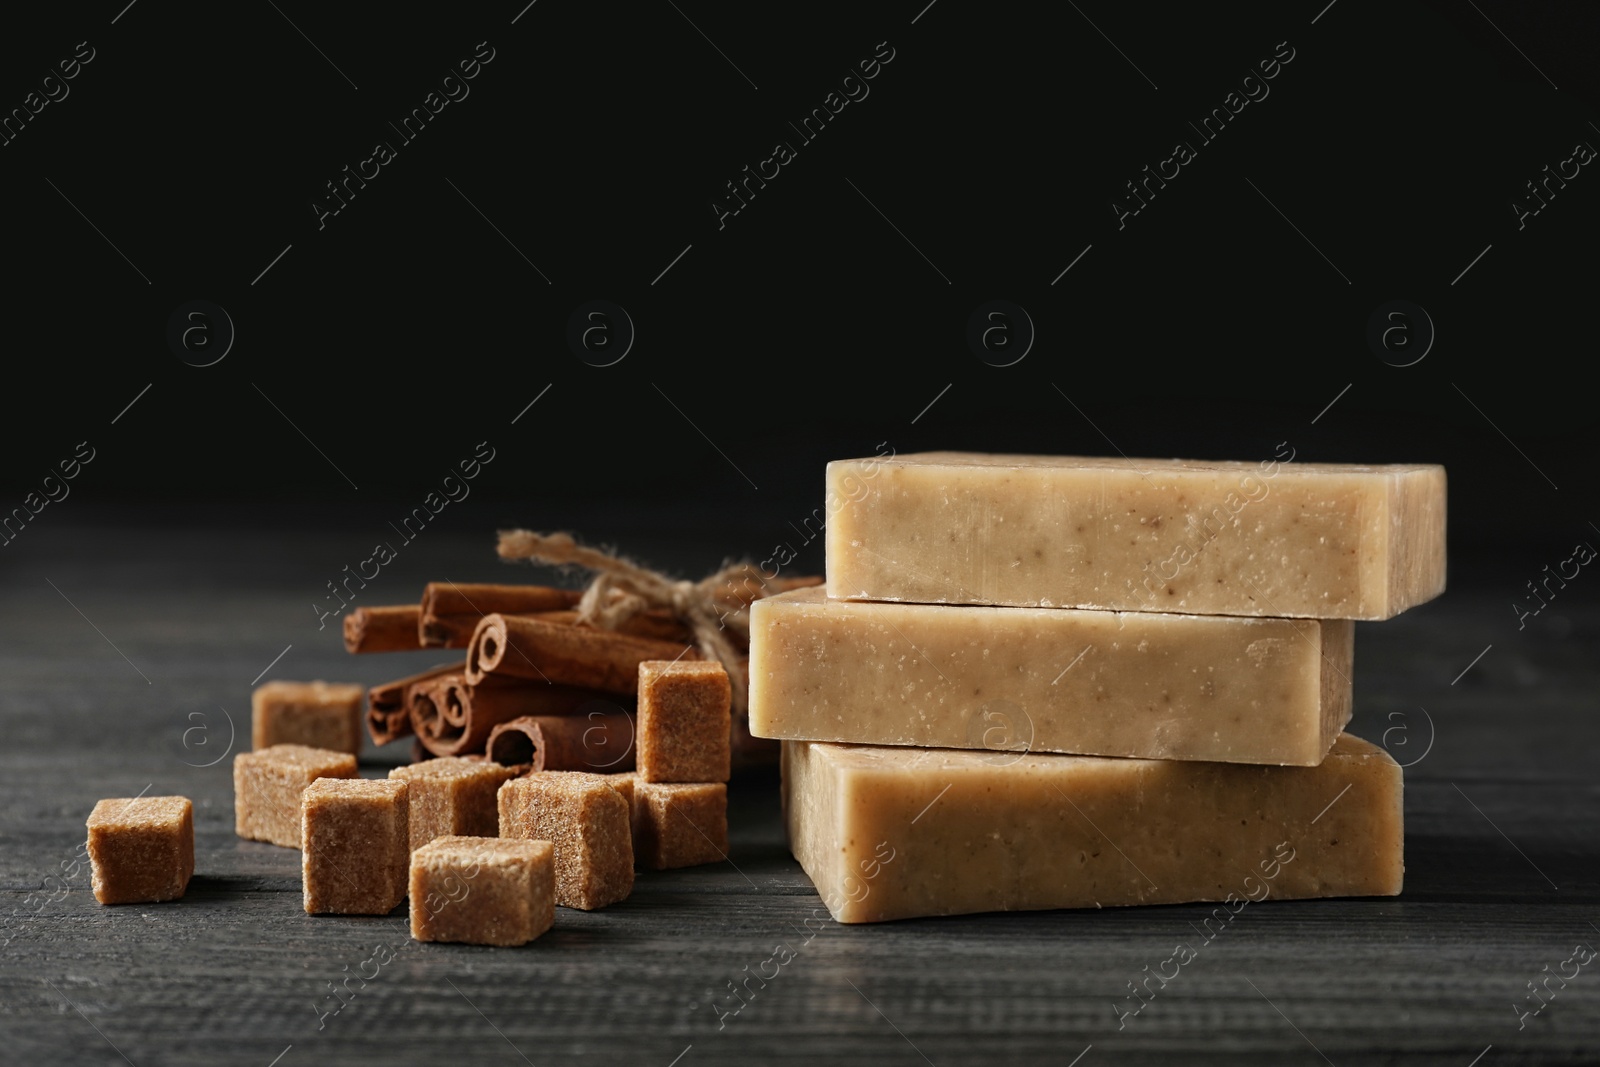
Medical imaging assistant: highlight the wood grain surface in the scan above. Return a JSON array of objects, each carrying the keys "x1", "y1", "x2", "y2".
[{"x1": 1, "y1": 526, "x2": 1595, "y2": 1066}]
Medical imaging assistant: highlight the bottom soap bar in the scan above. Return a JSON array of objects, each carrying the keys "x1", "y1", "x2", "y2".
[{"x1": 782, "y1": 733, "x2": 1402, "y2": 923}]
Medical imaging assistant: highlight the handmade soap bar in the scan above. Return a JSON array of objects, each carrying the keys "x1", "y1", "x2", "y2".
[
  {"x1": 302, "y1": 778, "x2": 409, "y2": 915},
  {"x1": 410, "y1": 836, "x2": 554, "y2": 946},
  {"x1": 234, "y1": 745, "x2": 358, "y2": 848},
  {"x1": 751, "y1": 587, "x2": 1351, "y2": 766},
  {"x1": 631, "y1": 781, "x2": 728, "y2": 870},
  {"x1": 86, "y1": 796, "x2": 194, "y2": 905},
  {"x1": 825, "y1": 452, "x2": 1446, "y2": 619},
  {"x1": 498, "y1": 772, "x2": 633, "y2": 910},
  {"x1": 252, "y1": 680, "x2": 365, "y2": 754},
  {"x1": 783, "y1": 733, "x2": 1402, "y2": 923}
]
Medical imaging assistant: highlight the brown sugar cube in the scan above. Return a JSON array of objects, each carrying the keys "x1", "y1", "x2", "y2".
[
  {"x1": 632, "y1": 781, "x2": 728, "y2": 871},
  {"x1": 86, "y1": 797, "x2": 194, "y2": 905},
  {"x1": 251, "y1": 680, "x2": 365, "y2": 755},
  {"x1": 234, "y1": 745, "x2": 358, "y2": 848},
  {"x1": 497, "y1": 772, "x2": 632, "y2": 910},
  {"x1": 605, "y1": 772, "x2": 635, "y2": 807},
  {"x1": 302, "y1": 778, "x2": 409, "y2": 915},
  {"x1": 409, "y1": 836, "x2": 554, "y2": 946},
  {"x1": 390, "y1": 757, "x2": 519, "y2": 851},
  {"x1": 636, "y1": 660, "x2": 731, "y2": 783}
]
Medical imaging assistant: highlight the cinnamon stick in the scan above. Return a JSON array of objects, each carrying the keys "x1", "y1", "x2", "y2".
[
  {"x1": 365, "y1": 661, "x2": 462, "y2": 745},
  {"x1": 485, "y1": 709, "x2": 636, "y2": 772},
  {"x1": 419, "y1": 583, "x2": 582, "y2": 646},
  {"x1": 409, "y1": 673, "x2": 619, "y2": 757},
  {"x1": 343, "y1": 605, "x2": 424, "y2": 653},
  {"x1": 418, "y1": 613, "x2": 483, "y2": 650},
  {"x1": 432, "y1": 612, "x2": 701, "y2": 655},
  {"x1": 421, "y1": 578, "x2": 820, "y2": 648},
  {"x1": 421, "y1": 607, "x2": 694, "y2": 650},
  {"x1": 530, "y1": 609, "x2": 693, "y2": 644},
  {"x1": 465, "y1": 613, "x2": 697, "y2": 692}
]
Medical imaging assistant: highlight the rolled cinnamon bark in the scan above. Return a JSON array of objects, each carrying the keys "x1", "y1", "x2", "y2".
[
  {"x1": 422, "y1": 577, "x2": 820, "y2": 648},
  {"x1": 408, "y1": 681, "x2": 451, "y2": 747},
  {"x1": 546, "y1": 706, "x2": 635, "y2": 771},
  {"x1": 465, "y1": 613, "x2": 696, "y2": 692},
  {"x1": 418, "y1": 613, "x2": 482, "y2": 650},
  {"x1": 484, "y1": 717, "x2": 542, "y2": 767},
  {"x1": 369, "y1": 706, "x2": 412, "y2": 747},
  {"x1": 485, "y1": 708, "x2": 636, "y2": 772},
  {"x1": 366, "y1": 661, "x2": 464, "y2": 745},
  {"x1": 419, "y1": 584, "x2": 582, "y2": 646},
  {"x1": 409, "y1": 673, "x2": 620, "y2": 757},
  {"x1": 422, "y1": 578, "x2": 820, "y2": 648},
  {"x1": 533, "y1": 609, "x2": 694, "y2": 644},
  {"x1": 343, "y1": 605, "x2": 424, "y2": 653},
  {"x1": 423, "y1": 608, "x2": 694, "y2": 650}
]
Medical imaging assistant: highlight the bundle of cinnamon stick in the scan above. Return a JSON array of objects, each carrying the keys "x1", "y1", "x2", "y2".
[{"x1": 346, "y1": 575, "x2": 817, "y2": 772}]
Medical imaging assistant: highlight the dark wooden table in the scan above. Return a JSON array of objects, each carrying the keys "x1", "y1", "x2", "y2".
[{"x1": 3, "y1": 522, "x2": 1595, "y2": 1066}]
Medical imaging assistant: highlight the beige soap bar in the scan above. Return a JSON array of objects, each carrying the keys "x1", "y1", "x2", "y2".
[
  {"x1": 783, "y1": 733, "x2": 1402, "y2": 923},
  {"x1": 751, "y1": 587, "x2": 1350, "y2": 765},
  {"x1": 826, "y1": 451, "x2": 1446, "y2": 619}
]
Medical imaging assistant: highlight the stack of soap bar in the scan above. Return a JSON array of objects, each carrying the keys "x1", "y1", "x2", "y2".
[
  {"x1": 760, "y1": 450, "x2": 1445, "y2": 922},
  {"x1": 825, "y1": 452, "x2": 1446, "y2": 619},
  {"x1": 751, "y1": 587, "x2": 1351, "y2": 765},
  {"x1": 782, "y1": 733, "x2": 1403, "y2": 923}
]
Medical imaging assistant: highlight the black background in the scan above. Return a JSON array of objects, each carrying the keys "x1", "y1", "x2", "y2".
[{"x1": 0, "y1": 0, "x2": 1595, "y2": 575}]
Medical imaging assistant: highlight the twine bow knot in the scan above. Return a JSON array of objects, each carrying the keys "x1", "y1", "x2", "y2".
[{"x1": 496, "y1": 530, "x2": 777, "y2": 714}]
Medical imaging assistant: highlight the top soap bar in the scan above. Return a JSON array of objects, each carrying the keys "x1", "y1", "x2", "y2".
[{"x1": 826, "y1": 451, "x2": 1446, "y2": 619}]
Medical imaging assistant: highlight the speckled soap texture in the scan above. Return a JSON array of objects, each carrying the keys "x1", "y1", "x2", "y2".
[
  {"x1": 825, "y1": 451, "x2": 1446, "y2": 620},
  {"x1": 751, "y1": 587, "x2": 1351, "y2": 765},
  {"x1": 782, "y1": 733, "x2": 1403, "y2": 923}
]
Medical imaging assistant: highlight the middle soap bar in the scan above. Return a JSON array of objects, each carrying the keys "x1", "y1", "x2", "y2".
[{"x1": 750, "y1": 587, "x2": 1351, "y2": 766}]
